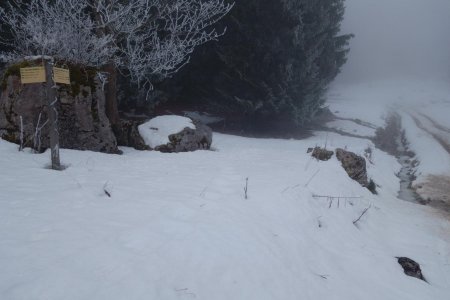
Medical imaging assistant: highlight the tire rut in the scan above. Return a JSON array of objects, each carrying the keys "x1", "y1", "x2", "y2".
[
  {"x1": 409, "y1": 114, "x2": 450, "y2": 155},
  {"x1": 417, "y1": 112, "x2": 450, "y2": 134}
]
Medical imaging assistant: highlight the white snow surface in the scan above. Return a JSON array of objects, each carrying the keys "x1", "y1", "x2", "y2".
[
  {"x1": 138, "y1": 115, "x2": 196, "y2": 148},
  {"x1": 1, "y1": 130, "x2": 450, "y2": 299}
]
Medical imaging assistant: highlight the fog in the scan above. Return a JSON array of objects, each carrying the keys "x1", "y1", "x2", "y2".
[{"x1": 337, "y1": 0, "x2": 450, "y2": 83}]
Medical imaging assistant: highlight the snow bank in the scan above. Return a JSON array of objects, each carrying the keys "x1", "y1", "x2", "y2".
[{"x1": 138, "y1": 115, "x2": 195, "y2": 148}]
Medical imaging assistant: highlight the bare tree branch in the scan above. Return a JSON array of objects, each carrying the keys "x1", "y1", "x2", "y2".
[{"x1": 0, "y1": 0, "x2": 234, "y2": 88}]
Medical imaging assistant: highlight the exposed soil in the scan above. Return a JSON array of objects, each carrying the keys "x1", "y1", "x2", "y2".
[{"x1": 416, "y1": 175, "x2": 450, "y2": 213}]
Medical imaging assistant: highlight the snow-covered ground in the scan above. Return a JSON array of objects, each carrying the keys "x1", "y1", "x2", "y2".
[{"x1": 1, "y1": 116, "x2": 450, "y2": 299}]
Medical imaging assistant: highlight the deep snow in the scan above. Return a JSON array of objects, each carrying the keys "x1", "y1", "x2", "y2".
[{"x1": 1, "y1": 120, "x2": 450, "y2": 299}]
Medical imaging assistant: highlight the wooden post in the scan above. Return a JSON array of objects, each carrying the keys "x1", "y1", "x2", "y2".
[{"x1": 44, "y1": 59, "x2": 61, "y2": 170}]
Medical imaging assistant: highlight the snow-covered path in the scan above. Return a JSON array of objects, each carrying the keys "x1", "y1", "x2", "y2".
[
  {"x1": 328, "y1": 80, "x2": 450, "y2": 213},
  {"x1": 1, "y1": 129, "x2": 450, "y2": 299},
  {"x1": 399, "y1": 109, "x2": 450, "y2": 210},
  {"x1": 407, "y1": 111, "x2": 450, "y2": 156}
]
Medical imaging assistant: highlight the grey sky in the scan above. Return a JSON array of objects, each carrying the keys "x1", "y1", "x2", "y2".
[{"x1": 337, "y1": 0, "x2": 450, "y2": 83}]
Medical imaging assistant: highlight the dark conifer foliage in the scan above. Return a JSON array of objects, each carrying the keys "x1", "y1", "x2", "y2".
[
  {"x1": 161, "y1": 0, "x2": 352, "y2": 129},
  {"x1": 0, "y1": 1, "x2": 11, "y2": 73}
]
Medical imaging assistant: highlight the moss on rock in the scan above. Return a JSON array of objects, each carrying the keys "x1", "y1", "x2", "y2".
[{"x1": 1, "y1": 61, "x2": 33, "y2": 91}]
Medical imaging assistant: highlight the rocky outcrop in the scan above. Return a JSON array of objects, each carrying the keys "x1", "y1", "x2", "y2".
[
  {"x1": 336, "y1": 148, "x2": 369, "y2": 187},
  {"x1": 155, "y1": 121, "x2": 213, "y2": 153},
  {"x1": 310, "y1": 147, "x2": 334, "y2": 161},
  {"x1": 0, "y1": 71, "x2": 118, "y2": 153},
  {"x1": 114, "y1": 119, "x2": 149, "y2": 151}
]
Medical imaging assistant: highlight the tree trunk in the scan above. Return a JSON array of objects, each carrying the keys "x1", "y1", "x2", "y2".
[
  {"x1": 94, "y1": 0, "x2": 120, "y2": 133},
  {"x1": 45, "y1": 59, "x2": 61, "y2": 170},
  {"x1": 104, "y1": 62, "x2": 120, "y2": 132}
]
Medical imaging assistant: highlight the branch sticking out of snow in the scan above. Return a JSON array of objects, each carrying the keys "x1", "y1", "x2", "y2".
[{"x1": 353, "y1": 205, "x2": 372, "y2": 226}]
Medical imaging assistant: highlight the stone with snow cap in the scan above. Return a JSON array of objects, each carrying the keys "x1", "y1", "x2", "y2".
[{"x1": 138, "y1": 115, "x2": 212, "y2": 153}]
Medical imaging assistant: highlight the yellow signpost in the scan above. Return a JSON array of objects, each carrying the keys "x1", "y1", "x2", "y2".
[
  {"x1": 20, "y1": 66, "x2": 71, "y2": 85},
  {"x1": 20, "y1": 67, "x2": 46, "y2": 84},
  {"x1": 53, "y1": 67, "x2": 71, "y2": 85},
  {"x1": 19, "y1": 62, "x2": 71, "y2": 170}
]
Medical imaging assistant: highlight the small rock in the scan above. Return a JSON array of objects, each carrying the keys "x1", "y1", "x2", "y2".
[
  {"x1": 397, "y1": 257, "x2": 426, "y2": 282},
  {"x1": 311, "y1": 147, "x2": 334, "y2": 161}
]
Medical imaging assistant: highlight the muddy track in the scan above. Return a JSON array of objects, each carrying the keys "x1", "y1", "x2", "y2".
[
  {"x1": 417, "y1": 112, "x2": 450, "y2": 134},
  {"x1": 403, "y1": 112, "x2": 450, "y2": 213},
  {"x1": 409, "y1": 114, "x2": 450, "y2": 155}
]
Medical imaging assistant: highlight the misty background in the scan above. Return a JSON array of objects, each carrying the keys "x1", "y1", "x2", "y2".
[{"x1": 337, "y1": 0, "x2": 450, "y2": 83}]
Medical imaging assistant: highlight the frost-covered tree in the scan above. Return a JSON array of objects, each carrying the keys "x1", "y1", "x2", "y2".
[
  {"x1": 0, "y1": 0, "x2": 233, "y2": 127},
  {"x1": 162, "y1": 0, "x2": 352, "y2": 129}
]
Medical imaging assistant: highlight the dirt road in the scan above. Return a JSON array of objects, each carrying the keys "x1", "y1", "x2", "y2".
[
  {"x1": 410, "y1": 112, "x2": 450, "y2": 155},
  {"x1": 406, "y1": 110, "x2": 450, "y2": 213}
]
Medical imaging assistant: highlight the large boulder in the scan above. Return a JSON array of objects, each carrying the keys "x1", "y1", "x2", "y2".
[
  {"x1": 139, "y1": 115, "x2": 212, "y2": 153},
  {"x1": 336, "y1": 148, "x2": 369, "y2": 187},
  {"x1": 0, "y1": 64, "x2": 118, "y2": 153}
]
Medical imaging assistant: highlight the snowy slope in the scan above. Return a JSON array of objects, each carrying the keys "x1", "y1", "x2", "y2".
[{"x1": 1, "y1": 129, "x2": 449, "y2": 299}]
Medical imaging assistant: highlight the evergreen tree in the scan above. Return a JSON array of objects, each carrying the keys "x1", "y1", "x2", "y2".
[{"x1": 162, "y1": 0, "x2": 352, "y2": 130}]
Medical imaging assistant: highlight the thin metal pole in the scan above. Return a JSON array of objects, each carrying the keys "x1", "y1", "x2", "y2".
[{"x1": 45, "y1": 59, "x2": 61, "y2": 170}]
